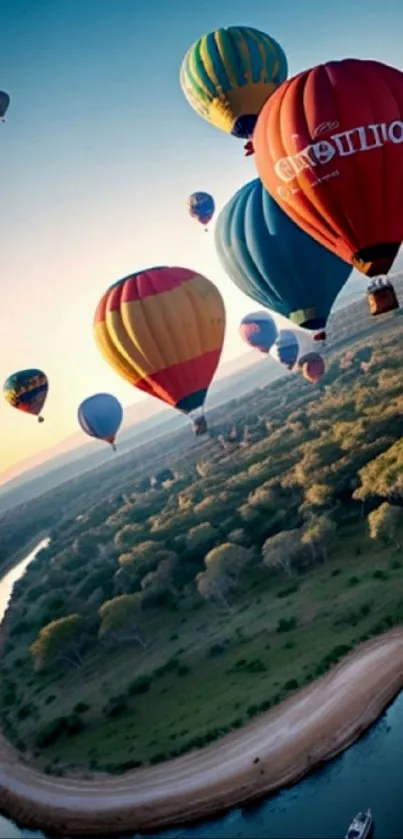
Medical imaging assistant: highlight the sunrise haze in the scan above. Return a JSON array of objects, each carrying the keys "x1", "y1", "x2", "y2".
[{"x1": 1, "y1": 0, "x2": 401, "y2": 480}]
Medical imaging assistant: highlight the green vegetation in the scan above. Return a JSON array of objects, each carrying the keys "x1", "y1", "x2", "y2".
[{"x1": 2, "y1": 310, "x2": 403, "y2": 776}]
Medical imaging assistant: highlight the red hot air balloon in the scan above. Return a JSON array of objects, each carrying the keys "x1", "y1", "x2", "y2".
[
  {"x1": 253, "y1": 59, "x2": 403, "y2": 279},
  {"x1": 299, "y1": 352, "x2": 325, "y2": 384}
]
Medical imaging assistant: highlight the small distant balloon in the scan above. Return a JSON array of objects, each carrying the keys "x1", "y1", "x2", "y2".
[
  {"x1": 270, "y1": 329, "x2": 299, "y2": 370},
  {"x1": 299, "y1": 352, "x2": 325, "y2": 384},
  {"x1": 239, "y1": 311, "x2": 277, "y2": 354},
  {"x1": 77, "y1": 393, "x2": 123, "y2": 451},
  {"x1": 3, "y1": 369, "x2": 48, "y2": 422},
  {"x1": 188, "y1": 192, "x2": 215, "y2": 230},
  {"x1": 0, "y1": 91, "x2": 10, "y2": 121}
]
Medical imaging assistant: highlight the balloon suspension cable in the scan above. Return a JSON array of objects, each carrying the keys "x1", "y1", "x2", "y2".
[
  {"x1": 244, "y1": 140, "x2": 254, "y2": 157},
  {"x1": 112, "y1": 443, "x2": 117, "y2": 452},
  {"x1": 38, "y1": 416, "x2": 45, "y2": 423}
]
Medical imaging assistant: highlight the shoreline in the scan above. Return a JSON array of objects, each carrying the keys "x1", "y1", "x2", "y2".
[
  {"x1": 0, "y1": 531, "x2": 50, "y2": 582},
  {"x1": 0, "y1": 629, "x2": 403, "y2": 836}
]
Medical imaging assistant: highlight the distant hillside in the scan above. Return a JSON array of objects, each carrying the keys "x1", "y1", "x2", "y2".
[{"x1": 0, "y1": 355, "x2": 284, "y2": 513}]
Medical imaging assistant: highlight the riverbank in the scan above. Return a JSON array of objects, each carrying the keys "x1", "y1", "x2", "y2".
[
  {"x1": 0, "y1": 531, "x2": 49, "y2": 582},
  {"x1": 0, "y1": 629, "x2": 403, "y2": 836}
]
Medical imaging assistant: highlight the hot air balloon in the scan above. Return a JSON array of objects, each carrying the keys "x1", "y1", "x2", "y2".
[
  {"x1": 93, "y1": 266, "x2": 225, "y2": 436},
  {"x1": 253, "y1": 58, "x2": 403, "y2": 312},
  {"x1": 239, "y1": 311, "x2": 277, "y2": 354},
  {"x1": 215, "y1": 178, "x2": 352, "y2": 340},
  {"x1": 3, "y1": 369, "x2": 48, "y2": 422},
  {"x1": 367, "y1": 277, "x2": 399, "y2": 316},
  {"x1": 188, "y1": 192, "x2": 215, "y2": 231},
  {"x1": 270, "y1": 329, "x2": 299, "y2": 370},
  {"x1": 0, "y1": 91, "x2": 10, "y2": 121},
  {"x1": 78, "y1": 393, "x2": 123, "y2": 451},
  {"x1": 299, "y1": 352, "x2": 325, "y2": 384},
  {"x1": 180, "y1": 26, "x2": 287, "y2": 152}
]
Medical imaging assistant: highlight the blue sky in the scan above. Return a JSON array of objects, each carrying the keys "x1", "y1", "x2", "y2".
[{"x1": 0, "y1": 0, "x2": 402, "y2": 477}]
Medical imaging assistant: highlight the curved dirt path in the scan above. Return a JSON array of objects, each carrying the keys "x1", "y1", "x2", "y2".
[{"x1": 1, "y1": 630, "x2": 403, "y2": 835}]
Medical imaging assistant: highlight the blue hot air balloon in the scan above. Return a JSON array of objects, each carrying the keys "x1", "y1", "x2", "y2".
[
  {"x1": 215, "y1": 178, "x2": 353, "y2": 340},
  {"x1": 77, "y1": 393, "x2": 123, "y2": 450},
  {"x1": 188, "y1": 192, "x2": 215, "y2": 230},
  {"x1": 239, "y1": 311, "x2": 277, "y2": 354},
  {"x1": 0, "y1": 91, "x2": 10, "y2": 121},
  {"x1": 270, "y1": 329, "x2": 299, "y2": 370}
]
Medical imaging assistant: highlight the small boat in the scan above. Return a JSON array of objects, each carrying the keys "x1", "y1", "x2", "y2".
[{"x1": 345, "y1": 808, "x2": 373, "y2": 839}]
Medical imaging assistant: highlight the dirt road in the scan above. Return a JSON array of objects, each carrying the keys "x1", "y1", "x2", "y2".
[{"x1": 1, "y1": 630, "x2": 403, "y2": 836}]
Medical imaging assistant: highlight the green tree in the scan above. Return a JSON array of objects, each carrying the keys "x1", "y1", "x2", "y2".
[
  {"x1": 205, "y1": 542, "x2": 253, "y2": 584},
  {"x1": 262, "y1": 529, "x2": 302, "y2": 576},
  {"x1": 301, "y1": 515, "x2": 337, "y2": 563},
  {"x1": 368, "y1": 502, "x2": 403, "y2": 549},
  {"x1": 186, "y1": 522, "x2": 218, "y2": 554},
  {"x1": 114, "y1": 523, "x2": 147, "y2": 550},
  {"x1": 98, "y1": 594, "x2": 147, "y2": 647},
  {"x1": 304, "y1": 483, "x2": 334, "y2": 509},
  {"x1": 30, "y1": 614, "x2": 84, "y2": 672},
  {"x1": 196, "y1": 567, "x2": 233, "y2": 610},
  {"x1": 141, "y1": 554, "x2": 178, "y2": 597}
]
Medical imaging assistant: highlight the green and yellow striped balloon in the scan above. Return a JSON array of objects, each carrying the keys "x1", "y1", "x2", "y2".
[{"x1": 180, "y1": 26, "x2": 288, "y2": 139}]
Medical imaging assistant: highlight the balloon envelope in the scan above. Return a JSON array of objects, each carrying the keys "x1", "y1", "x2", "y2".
[
  {"x1": 0, "y1": 91, "x2": 10, "y2": 119},
  {"x1": 180, "y1": 26, "x2": 287, "y2": 139},
  {"x1": 239, "y1": 311, "x2": 277, "y2": 354},
  {"x1": 299, "y1": 352, "x2": 325, "y2": 384},
  {"x1": 3, "y1": 369, "x2": 48, "y2": 419},
  {"x1": 78, "y1": 393, "x2": 123, "y2": 447},
  {"x1": 270, "y1": 329, "x2": 299, "y2": 369},
  {"x1": 215, "y1": 178, "x2": 352, "y2": 331},
  {"x1": 93, "y1": 266, "x2": 226, "y2": 421},
  {"x1": 254, "y1": 58, "x2": 403, "y2": 278},
  {"x1": 188, "y1": 192, "x2": 215, "y2": 226}
]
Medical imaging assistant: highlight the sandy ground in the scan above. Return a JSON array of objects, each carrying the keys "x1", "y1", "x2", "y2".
[{"x1": 0, "y1": 631, "x2": 403, "y2": 836}]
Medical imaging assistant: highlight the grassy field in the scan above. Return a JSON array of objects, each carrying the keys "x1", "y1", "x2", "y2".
[{"x1": 7, "y1": 520, "x2": 403, "y2": 775}]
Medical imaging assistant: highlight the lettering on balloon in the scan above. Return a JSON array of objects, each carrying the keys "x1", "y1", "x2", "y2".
[
  {"x1": 273, "y1": 121, "x2": 403, "y2": 185},
  {"x1": 312, "y1": 121, "x2": 339, "y2": 139}
]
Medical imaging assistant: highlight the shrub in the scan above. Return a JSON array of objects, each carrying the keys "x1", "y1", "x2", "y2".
[
  {"x1": 373, "y1": 569, "x2": 388, "y2": 580},
  {"x1": 390, "y1": 559, "x2": 402, "y2": 570},
  {"x1": 74, "y1": 701, "x2": 90, "y2": 713},
  {"x1": 277, "y1": 617, "x2": 298, "y2": 633},
  {"x1": 177, "y1": 664, "x2": 190, "y2": 676},
  {"x1": 16, "y1": 706, "x2": 31, "y2": 721},
  {"x1": 246, "y1": 704, "x2": 260, "y2": 718},
  {"x1": 66, "y1": 714, "x2": 85, "y2": 736},
  {"x1": 128, "y1": 676, "x2": 151, "y2": 696},
  {"x1": 283, "y1": 678, "x2": 299, "y2": 691},
  {"x1": 34, "y1": 717, "x2": 68, "y2": 748},
  {"x1": 209, "y1": 643, "x2": 225, "y2": 657},
  {"x1": 155, "y1": 656, "x2": 179, "y2": 677},
  {"x1": 348, "y1": 576, "x2": 360, "y2": 587},
  {"x1": 277, "y1": 583, "x2": 299, "y2": 599},
  {"x1": 150, "y1": 752, "x2": 167, "y2": 765},
  {"x1": 120, "y1": 759, "x2": 142, "y2": 771},
  {"x1": 104, "y1": 696, "x2": 128, "y2": 718}
]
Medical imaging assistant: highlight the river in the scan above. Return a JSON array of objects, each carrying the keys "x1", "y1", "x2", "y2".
[{"x1": 0, "y1": 540, "x2": 403, "y2": 839}]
